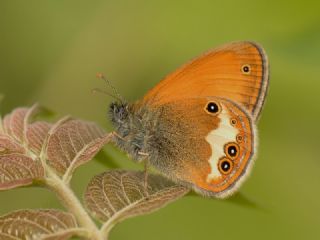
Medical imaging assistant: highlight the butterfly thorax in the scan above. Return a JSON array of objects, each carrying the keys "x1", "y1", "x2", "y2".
[{"x1": 109, "y1": 101, "x2": 163, "y2": 162}]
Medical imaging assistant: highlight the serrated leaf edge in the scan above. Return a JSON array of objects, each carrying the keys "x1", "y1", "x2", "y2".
[
  {"x1": 99, "y1": 184, "x2": 189, "y2": 236},
  {"x1": 22, "y1": 104, "x2": 40, "y2": 145},
  {"x1": 104, "y1": 186, "x2": 187, "y2": 223}
]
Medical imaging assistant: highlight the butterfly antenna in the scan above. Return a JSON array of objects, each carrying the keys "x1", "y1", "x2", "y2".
[
  {"x1": 91, "y1": 88, "x2": 123, "y2": 102},
  {"x1": 96, "y1": 73, "x2": 125, "y2": 102}
]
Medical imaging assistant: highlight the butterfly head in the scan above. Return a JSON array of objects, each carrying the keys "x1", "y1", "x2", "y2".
[{"x1": 109, "y1": 101, "x2": 129, "y2": 127}]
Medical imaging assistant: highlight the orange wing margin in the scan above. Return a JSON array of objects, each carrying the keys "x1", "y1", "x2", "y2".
[{"x1": 142, "y1": 41, "x2": 269, "y2": 121}]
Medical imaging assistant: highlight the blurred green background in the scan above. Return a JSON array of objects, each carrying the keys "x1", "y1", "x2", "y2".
[{"x1": 0, "y1": 0, "x2": 319, "y2": 239}]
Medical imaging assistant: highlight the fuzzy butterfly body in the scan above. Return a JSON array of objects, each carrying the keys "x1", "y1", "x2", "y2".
[{"x1": 109, "y1": 41, "x2": 269, "y2": 198}]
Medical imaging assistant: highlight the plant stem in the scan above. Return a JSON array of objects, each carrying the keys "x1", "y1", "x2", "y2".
[
  {"x1": 100, "y1": 222, "x2": 115, "y2": 239},
  {"x1": 45, "y1": 168, "x2": 104, "y2": 240}
]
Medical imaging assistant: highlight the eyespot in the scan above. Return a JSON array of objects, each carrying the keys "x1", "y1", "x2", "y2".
[
  {"x1": 236, "y1": 134, "x2": 243, "y2": 143},
  {"x1": 218, "y1": 158, "x2": 233, "y2": 175},
  {"x1": 241, "y1": 64, "x2": 251, "y2": 74},
  {"x1": 225, "y1": 142, "x2": 240, "y2": 159},
  {"x1": 230, "y1": 118, "x2": 237, "y2": 126},
  {"x1": 206, "y1": 102, "x2": 220, "y2": 114}
]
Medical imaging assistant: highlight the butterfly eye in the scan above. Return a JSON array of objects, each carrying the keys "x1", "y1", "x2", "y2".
[
  {"x1": 241, "y1": 64, "x2": 251, "y2": 74},
  {"x1": 218, "y1": 158, "x2": 233, "y2": 175},
  {"x1": 206, "y1": 102, "x2": 220, "y2": 114},
  {"x1": 225, "y1": 142, "x2": 240, "y2": 159}
]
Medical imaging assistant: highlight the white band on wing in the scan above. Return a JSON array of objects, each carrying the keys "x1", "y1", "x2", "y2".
[{"x1": 206, "y1": 107, "x2": 238, "y2": 182}]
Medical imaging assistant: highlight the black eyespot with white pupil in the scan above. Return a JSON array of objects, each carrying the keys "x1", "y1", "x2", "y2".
[
  {"x1": 242, "y1": 64, "x2": 251, "y2": 74},
  {"x1": 228, "y1": 145, "x2": 237, "y2": 157},
  {"x1": 224, "y1": 142, "x2": 240, "y2": 159},
  {"x1": 206, "y1": 102, "x2": 219, "y2": 113},
  {"x1": 218, "y1": 158, "x2": 233, "y2": 175},
  {"x1": 221, "y1": 161, "x2": 231, "y2": 172}
]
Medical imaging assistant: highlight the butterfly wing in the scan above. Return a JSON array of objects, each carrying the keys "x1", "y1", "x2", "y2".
[
  {"x1": 143, "y1": 41, "x2": 269, "y2": 121},
  {"x1": 149, "y1": 97, "x2": 255, "y2": 198}
]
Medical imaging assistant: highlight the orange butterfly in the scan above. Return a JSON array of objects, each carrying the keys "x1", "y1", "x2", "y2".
[{"x1": 109, "y1": 41, "x2": 269, "y2": 198}]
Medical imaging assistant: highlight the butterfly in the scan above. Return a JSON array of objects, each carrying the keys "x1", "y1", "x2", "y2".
[{"x1": 108, "y1": 41, "x2": 269, "y2": 198}]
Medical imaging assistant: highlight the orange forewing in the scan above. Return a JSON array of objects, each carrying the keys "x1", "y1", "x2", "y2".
[{"x1": 143, "y1": 41, "x2": 269, "y2": 121}]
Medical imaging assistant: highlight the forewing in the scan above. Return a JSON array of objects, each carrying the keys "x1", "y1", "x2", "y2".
[{"x1": 143, "y1": 41, "x2": 269, "y2": 121}]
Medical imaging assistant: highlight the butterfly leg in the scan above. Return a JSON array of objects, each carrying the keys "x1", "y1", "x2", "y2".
[
  {"x1": 144, "y1": 159, "x2": 149, "y2": 196},
  {"x1": 138, "y1": 151, "x2": 150, "y2": 198}
]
